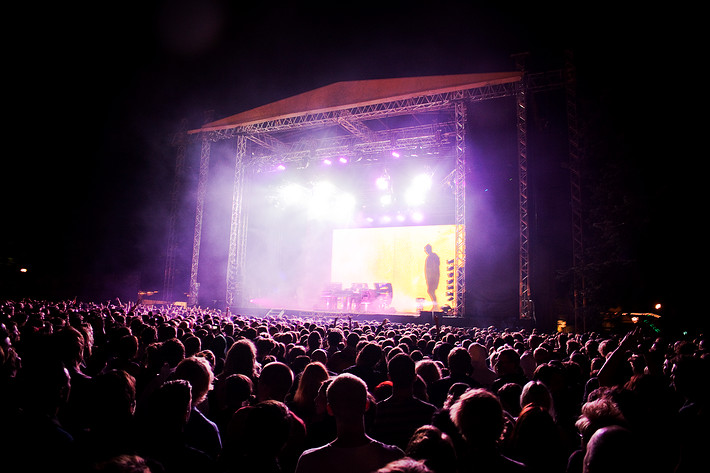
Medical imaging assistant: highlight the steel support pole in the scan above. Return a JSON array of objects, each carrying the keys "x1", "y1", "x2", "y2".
[{"x1": 226, "y1": 135, "x2": 248, "y2": 308}]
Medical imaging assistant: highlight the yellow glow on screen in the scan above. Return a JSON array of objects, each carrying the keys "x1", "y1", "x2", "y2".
[{"x1": 331, "y1": 225, "x2": 456, "y2": 313}]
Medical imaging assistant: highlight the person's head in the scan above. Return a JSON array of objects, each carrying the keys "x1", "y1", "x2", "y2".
[
  {"x1": 415, "y1": 359, "x2": 442, "y2": 386},
  {"x1": 224, "y1": 373, "x2": 254, "y2": 408},
  {"x1": 238, "y1": 400, "x2": 292, "y2": 460},
  {"x1": 575, "y1": 395, "x2": 625, "y2": 446},
  {"x1": 172, "y1": 355, "x2": 214, "y2": 405},
  {"x1": 520, "y1": 380, "x2": 553, "y2": 413},
  {"x1": 424, "y1": 244, "x2": 433, "y2": 255},
  {"x1": 450, "y1": 388, "x2": 504, "y2": 448},
  {"x1": 671, "y1": 354, "x2": 709, "y2": 402},
  {"x1": 583, "y1": 425, "x2": 639, "y2": 473},
  {"x1": 223, "y1": 338, "x2": 258, "y2": 378},
  {"x1": 494, "y1": 347, "x2": 520, "y2": 376},
  {"x1": 143, "y1": 379, "x2": 192, "y2": 434},
  {"x1": 326, "y1": 329, "x2": 343, "y2": 350},
  {"x1": 388, "y1": 353, "x2": 416, "y2": 388},
  {"x1": 307, "y1": 331, "x2": 322, "y2": 350},
  {"x1": 115, "y1": 334, "x2": 139, "y2": 361},
  {"x1": 257, "y1": 361, "x2": 294, "y2": 402},
  {"x1": 346, "y1": 332, "x2": 360, "y2": 348},
  {"x1": 377, "y1": 458, "x2": 433, "y2": 473},
  {"x1": 508, "y1": 404, "x2": 559, "y2": 461},
  {"x1": 91, "y1": 368, "x2": 137, "y2": 421},
  {"x1": 446, "y1": 347, "x2": 472, "y2": 376},
  {"x1": 311, "y1": 348, "x2": 328, "y2": 366},
  {"x1": 54, "y1": 325, "x2": 86, "y2": 367},
  {"x1": 406, "y1": 425, "x2": 457, "y2": 473},
  {"x1": 182, "y1": 334, "x2": 201, "y2": 358},
  {"x1": 314, "y1": 377, "x2": 334, "y2": 415},
  {"x1": 92, "y1": 454, "x2": 152, "y2": 473},
  {"x1": 294, "y1": 361, "x2": 330, "y2": 405},
  {"x1": 356, "y1": 342, "x2": 383, "y2": 368},
  {"x1": 467, "y1": 342, "x2": 490, "y2": 365},
  {"x1": 497, "y1": 382, "x2": 522, "y2": 416},
  {"x1": 160, "y1": 338, "x2": 186, "y2": 368},
  {"x1": 327, "y1": 373, "x2": 369, "y2": 422}
]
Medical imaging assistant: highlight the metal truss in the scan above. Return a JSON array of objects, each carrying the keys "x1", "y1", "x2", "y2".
[
  {"x1": 453, "y1": 101, "x2": 467, "y2": 317},
  {"x1": 516, "y1": 74, "x2": 533, "y2": 321},
  {"x1": 566, "y1": 50, "x2": 586, "y2": 332},
  {"x1": 225, "y1": 135, "x2": 248, "y2": 307},
  {"x1": 162, "y1": 118, "x2": 188, "y2": 302},
  {"x1": 188, "y1": 112, "x2": 214, "y2": 306},
  {"x1": 246, "y1": 122, "x2": 459, "y2": 172},
  {"x1": 194, "y1": 82, "x2": 520, "y2": 143}
]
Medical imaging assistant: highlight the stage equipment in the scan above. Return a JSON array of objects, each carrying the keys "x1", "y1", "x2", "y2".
[{"x1": 318, "y1": 282, "x2": 388, "y2": 313}]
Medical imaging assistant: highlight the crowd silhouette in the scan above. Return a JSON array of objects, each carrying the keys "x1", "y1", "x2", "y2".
[{"x1": 0, "y1": 298, "x2": 707, "y2": 473}]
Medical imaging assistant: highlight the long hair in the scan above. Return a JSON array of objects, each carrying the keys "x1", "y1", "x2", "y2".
[
  {"x1": 293, "y1": 362, "x2": 329, "y2": 407},
  {"x1": 222, "y1": 338, "x2": 259, "y2": 381}
]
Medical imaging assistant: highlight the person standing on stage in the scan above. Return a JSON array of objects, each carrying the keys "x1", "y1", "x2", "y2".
[{"x1": 424, "y1": 244, "x2": 440, "y2": 311}]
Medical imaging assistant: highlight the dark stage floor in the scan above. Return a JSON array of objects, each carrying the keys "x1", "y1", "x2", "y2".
[{"x1": 228, "y1": 306, "x2": 475, "y2": 328}]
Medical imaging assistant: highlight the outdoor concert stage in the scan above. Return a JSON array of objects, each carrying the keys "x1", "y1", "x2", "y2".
[{"x1": 171, "y1": 69, "x2": 572, "y2": 329}]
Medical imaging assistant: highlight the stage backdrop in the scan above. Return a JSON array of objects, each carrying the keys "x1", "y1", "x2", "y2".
[{"x1": 331, "y1": 224, "x2": 456, "y2": 313}]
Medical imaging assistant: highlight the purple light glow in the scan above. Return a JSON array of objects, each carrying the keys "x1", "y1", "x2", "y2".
[{"x1": 375, "y1": 176, "x2": 389, "y2": 190}]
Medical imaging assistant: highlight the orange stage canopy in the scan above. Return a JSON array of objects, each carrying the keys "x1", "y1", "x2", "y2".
[{"x1": 189, "y1": 71, "x2": 522, "y2": 134}]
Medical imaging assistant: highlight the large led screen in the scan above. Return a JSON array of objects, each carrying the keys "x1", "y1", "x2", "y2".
[{"x1": 331, "y1": 225, "x2": 456, "y2": 313}]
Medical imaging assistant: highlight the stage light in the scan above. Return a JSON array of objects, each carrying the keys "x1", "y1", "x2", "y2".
[
  {"x1": 412, "y1": 173, "x2": 432, "y2": 191},
  {"x1": 404, "y1": 173, "x2": 433, "y2": 207},
  {"x1": 313, "y1": 180, "x2": 335, "y2": 194},
  {"x1": 376, "y1": 176, "x2": 389, "y2": 190},
  {"x1": 380, "y1": 194, "x2": 392, "y2": 206},
  {"x1": 395, "y1": 213, "x2": 405, "y2": 222},
  {"x1": 276, "y1": 164, "x2": 286, "y2": 171},
  {"x1": 404, "y1": 187, "x2": 425, "y2": 206},
  {"x1": 391, "y1": 151, "x2": 400, "y2": 158},
  {"x1": 333, "y1": 192, "x2": 356, "y2": 216},
  {"x1": 411, "y1": 211, "x2": 424, "y2": 222},
  {"x1": 339, "y1": 156, "x2": 348, "y2": 164},
  {"x1": 323, "y1": 158, "x2": 332, "y2": 165},
  {"x1": 279, "y1": 183, "x2": 308, "y2": 206},
  {"x1": 296, "y1": 180, "x2": 357, "y2": 223},
  {"x1": 308, "y1": 181, "x2": 336, "y2": 219}
]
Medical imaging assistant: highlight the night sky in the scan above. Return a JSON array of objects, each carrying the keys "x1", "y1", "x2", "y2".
[{"x1": 2, "y1": 3, "x2": 700, "y2": 331}]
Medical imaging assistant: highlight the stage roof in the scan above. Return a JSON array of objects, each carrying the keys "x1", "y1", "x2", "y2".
[{"x1": 189, "y1": 71, "x2": 523, "y2": 134}]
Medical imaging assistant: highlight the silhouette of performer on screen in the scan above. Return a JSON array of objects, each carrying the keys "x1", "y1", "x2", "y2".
[{"x1": 424, "y1": 244, "x2": 440, "y2": 310}]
